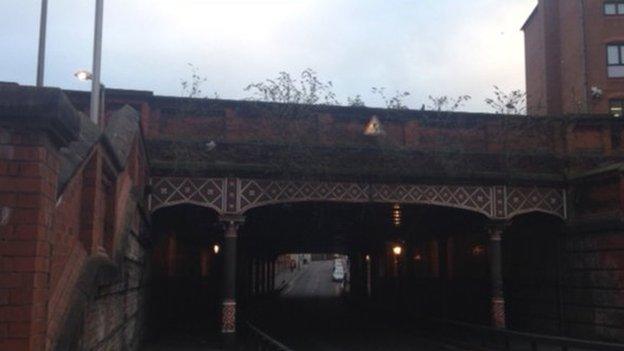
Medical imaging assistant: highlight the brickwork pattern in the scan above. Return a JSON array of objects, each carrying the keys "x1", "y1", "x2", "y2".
[
  {"x1": 0, "y1": 128, "x2": 59, "y2": 351},
  {"x1": 77, "y1": 230, "x2": 147, "y2": 351},
  {"x1": 563, "y1": 231, "x2": 624, "y2": 341}
]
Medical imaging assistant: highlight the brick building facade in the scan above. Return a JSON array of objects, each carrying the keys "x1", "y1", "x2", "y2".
[{"x1": 523, "y1": 0, "x2": 624, "y2": 116}]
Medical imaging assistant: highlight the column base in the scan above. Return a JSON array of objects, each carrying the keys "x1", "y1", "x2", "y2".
[
  {"x1": 491, "y1": 297, "x2": 506, "y2": 328},
  {"x1": 221, "y1": 300, "x2": 237, "y2": 333}
]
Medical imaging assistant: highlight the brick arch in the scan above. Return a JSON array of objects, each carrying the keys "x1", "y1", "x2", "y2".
[{"x1": 150, "y1": 177, "x2": 566, "y2": 220}]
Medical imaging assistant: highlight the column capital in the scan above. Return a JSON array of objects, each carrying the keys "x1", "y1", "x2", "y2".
[
  {"x1": 219, "y1": 214, "x2": 245, "y2": 224},
  {"x1": 486, "y1": 220, "x2": 510, "y2": 240}
]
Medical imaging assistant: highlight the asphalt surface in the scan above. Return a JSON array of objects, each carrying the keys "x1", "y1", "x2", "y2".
[
  {"x1": 281, "y1": 260, "x2": 344, "y2": 298},
  {"x1": 251, "y1": 260, "x2": 459, "y2": 351},
  {"x1": 142, "y1": 260, "x2": 464, "y2": 350}
]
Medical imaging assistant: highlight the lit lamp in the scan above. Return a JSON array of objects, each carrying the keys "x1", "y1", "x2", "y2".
[
  {"x1": 365, "y1": 254, "x2": 371, "y2": 262},
  {"x1": 74, "y1": 69, "x2": 93, "y2": 81},
  {"x1": 74, "y1": 69, "x2": 105, "y2": 125},
  {"x1": 213, "y1": 244, "x2": 220, "y2": 255},
  {"x1": 392, "y1": 245, "x2": 402, "y2": 256},
  {"x1": 391, "y1": 244, "x2": 403, "y2": 280},
  {"x1": 471, "y1": 244, "x2": 485, "y2": 256}
]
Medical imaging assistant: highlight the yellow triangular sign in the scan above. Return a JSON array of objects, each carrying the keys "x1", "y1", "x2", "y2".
[{"x1": 364, "y1": 115, "x2": 384, "y2": 136}]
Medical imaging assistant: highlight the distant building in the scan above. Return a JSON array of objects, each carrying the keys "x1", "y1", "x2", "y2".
[{"x1": 523, "y1": 0, "x2": 624, "y2": 116}]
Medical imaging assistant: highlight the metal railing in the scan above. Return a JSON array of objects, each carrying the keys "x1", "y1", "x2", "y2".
[
  {"x1": 243, "y1": 322, "x2": 295, "y2": 351},
  {"x1": 430, "y1": 319, "x2": 624, "y2": 351}
]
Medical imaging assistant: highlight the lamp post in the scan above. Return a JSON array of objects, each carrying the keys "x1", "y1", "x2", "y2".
[
  {"x1": 90, "y1": 0, "x2": 104, "y2": 124},
  {"x1": 391, "y1": 244, "x2": 403, "y2": 311},
  {"x1": 36, "y1": 0, "x2": 48, "y2": 87},
  {"x1": 392, "y1": 244, "x2": 403, "y2": 277},
  {"x1": 365, "y1": 254, "x2": 372, "y2": 297}
]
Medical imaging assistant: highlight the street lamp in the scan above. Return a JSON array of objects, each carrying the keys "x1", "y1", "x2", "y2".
[
  {"x1": 213, "y1": 244, "x2": 221, "y2": 255},
  {"x1": 392, "y1": 245, "x2": 402, "y2": 256},
  {"x1": 74, "y1": 69, "x2": 105, "y2": 125},
  {"x1": 74, "y1": 69, "x2": 93, "y2": 81},
  {"x1": 391, "y1": 244, "x2": 403, "y2": 280}
]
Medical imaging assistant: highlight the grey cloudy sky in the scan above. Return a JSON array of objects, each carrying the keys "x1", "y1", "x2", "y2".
[{"x1": 1, "y1": 0, "x2": 536, "y2": 112}]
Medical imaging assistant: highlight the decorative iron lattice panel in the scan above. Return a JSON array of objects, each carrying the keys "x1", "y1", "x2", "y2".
[
  {"x1": 370, "y1": 184, "x2": 493, "y2": 218},
  {"x1": 151, "y1": 177, "x2": 226, "y2": 212},
  {"x1": 505, "y1": 186, "x2": 565, "y2": 219},
  {"x1": 150, "y1": 177, "x2": 566, "y2": 219},
  {"x1": 238, "y1": 180, "x2": 370, "y2": 212}
]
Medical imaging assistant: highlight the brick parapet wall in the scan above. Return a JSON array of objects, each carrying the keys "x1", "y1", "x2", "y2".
[{"x1": 60, "y1": 89, "x2": 623, "y2": 163}]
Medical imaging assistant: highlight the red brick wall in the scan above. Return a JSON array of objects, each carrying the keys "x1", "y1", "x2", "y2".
[
  {"x1": 563, "y1": 231, "x2": 624, "y2": 341},
  {"x1": 0, "y1": 96, "x2": 148, "y2": 350},
  {"x1": 583, "y1": 0, "x2": 624, "y2": 114},
  {"x1": 48, "y1": 145, "x2": 148, "y2": 351},
  {"x1": 0, "y1": 128, "x2": 60, "y2": 351},
  {"x1": 524, "y1": 0, "x2": 624, "y2": 115},
  {"x1": 558, "y1": 1, "x2": 587, "y2": 114},
  {"x1": 46, "y1": 155, "x2": 88, "y2": 349},
  {"x1": 563, "y1": 174, "x2": 624, "y2": 341},
  {"x1": 144, "y1": 101, "x2": 624, "y2": 158}
]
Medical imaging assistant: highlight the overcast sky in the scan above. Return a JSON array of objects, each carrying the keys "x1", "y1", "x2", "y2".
[{"x1": 1, "y1": 0, "x2": 536, "y2": 112}]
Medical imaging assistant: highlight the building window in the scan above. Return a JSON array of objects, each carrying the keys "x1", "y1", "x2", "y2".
[
  {"x1": 611, "y1": 99, "x2": 624, "y2": 117},
  {"x1": 607, "y1": 44, "x2": 624, "y2": 78},
  {"x1": 605, "y1": 2, "x2": 624, "y2": 15}
]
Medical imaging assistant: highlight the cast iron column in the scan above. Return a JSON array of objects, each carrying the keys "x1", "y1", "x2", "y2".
[
  {"x1": 269, "y1": 259, "x2": 275, "y2": 292},
  {"x1": 260, "y1": 258, "x2": 266, "y2": 294},
  {"x1": 265, "y1": 259, "x2": 270, "y2": 293},
  {"x1": 488, "y1": 221, "x2": 507, "y2": 328},
  {"x1": 254, "y1": 257, "x2": 260, "y2": 296},
  {"x1": 220, "y1": 215, "x2": 244, "y2": 339},
  {"x1": 438, "y1": 237, "x2": 449, "y2": 318}
]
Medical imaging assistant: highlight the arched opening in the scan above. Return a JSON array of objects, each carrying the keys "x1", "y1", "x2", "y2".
[
  {"x1": 503, "y1": 212, "x2": 565, "y2": 334},
  {"x1": 238, "y1": 201, "x2": 493, "y2": 349},
  {"x1": 145, "y1": 204, "x2": 223, "y2": 347},
  {"x1": 397, "y1": 206, "x2": 490, "y2": 324}
]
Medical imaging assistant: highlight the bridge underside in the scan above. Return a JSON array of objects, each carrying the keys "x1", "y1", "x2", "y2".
[{"x1": 147, "y1": 197, "x2": 566, "y2": 344}]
